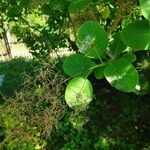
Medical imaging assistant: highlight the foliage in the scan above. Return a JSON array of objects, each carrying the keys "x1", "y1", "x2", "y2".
[
  {"x1": 63, "y1": 1, "x2": 150, "y2": 109},
  {"x1": 0, "y1": 59, "x2": 149, "y2": 149},
  {"x1": 63, "y1": 54, "x2": 96, "y2": 77},
  {"x1": 47, "y1": 87, "x2": 150, "y2": 149},
  {"x1": 1, "y1": 0, "x2": 69, "y2": 56},
  {"x1": 0, "y1": 0, "x2": 150, "y2": 149},
  {"x1": 140, "y1": 0, "x2": 150, "y2": 21},
  {"x1": 0, "y1": 58, "x2": 35, "y2": 100},
  {"x1": 65, "y1": 77, "x2": 93, "y2": 109},
  {"x1": 121, "y1": 20, "x2": 150, "y2": 49},
  {"x1": 77, "y1": 21, "x2": 108, "y2": 58},
  {"x1": 0, "y1": 0, "x2": 137, "y2": 56},
  {"x1": 0, "y1": 58, "x2": 66, "y2": 149}
]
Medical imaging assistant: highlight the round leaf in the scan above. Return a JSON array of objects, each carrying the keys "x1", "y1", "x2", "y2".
[
  {"x1": 77, "y1": 21, "x2": 108, "y2": 58},
  {"x1": 104, "y1": 58, "x2": 139, "y2": 92},
  {"x1": 63, "y1": 54, "x2": 96, "y2": 77},
  {"x1": 65, "y1": 77, "x2": 93, "y2": 108},
  {"x1": 121, "y1": 20, "x2": 150, "y2": 50},
  {"x1": 109, "y1": 32, "x2": 127, "y2": 55},
  {"x1": 121, "y1": 53, "x2": 136, "y2": 62},
  {"x1": 140, "y1": 0, "x2": 150, "y2": 21}
]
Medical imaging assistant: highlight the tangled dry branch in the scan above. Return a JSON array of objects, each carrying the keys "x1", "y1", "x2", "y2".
[{"x1": 0, "y1": 58, "x2": 67, "y2": 148}]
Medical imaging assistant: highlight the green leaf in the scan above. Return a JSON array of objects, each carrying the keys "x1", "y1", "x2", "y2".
[
  {"x1": 109, "y1": 32, "x2": 127, "y2": 55},
  {"x1": 121, "y1": 20, "x2": 150, "y2": 50},
  {"x1": 65, "y1": 77, "x2": 93, "y2": 108},
  {"x1": 121, "y1": 53, "x2": 136, "y2": 62},
  {"x1": 68, "y1": 0, "x2": 92, "y2": 13},
  {"x1": 77, "y1": 21, "x2": 108, "y2": 59},
  {"x1": 140, "y1": 0, "x2": 150, "y2": 21},
  {"x1": 95, "y1": 64, "x2": 107, "y2": 79},
  {"x1": 102, "y1": 6, "x2": 110, "y2": 19},
  {"x1": 104, "y1": 58, "x2": 139, "y2": 92},
  {"x1": 63, "y1": 54, "x2": 96, "y2": 77}
]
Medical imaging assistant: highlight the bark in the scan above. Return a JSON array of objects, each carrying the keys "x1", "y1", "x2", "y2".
[{"x1": 2, "y1": 22, "x2": 12, "y2": 58}]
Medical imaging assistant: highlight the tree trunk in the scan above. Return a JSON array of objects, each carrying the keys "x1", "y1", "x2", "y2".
[{"x1": 2, "y1": 22, "x2": 12, "y2": 58}]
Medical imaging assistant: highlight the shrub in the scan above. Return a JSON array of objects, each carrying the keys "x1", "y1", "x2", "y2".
[
  {"x1": 0, "y1": 58, "x2": 66, "y2": 149},
  {"x1": 0, "y1": 58, "x2": 35, "y2": 100}
]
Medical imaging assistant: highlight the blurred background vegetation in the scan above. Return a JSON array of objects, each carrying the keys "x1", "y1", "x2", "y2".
[{"x1": 0, "y1": 0, "x2": 150, "y2": 149}]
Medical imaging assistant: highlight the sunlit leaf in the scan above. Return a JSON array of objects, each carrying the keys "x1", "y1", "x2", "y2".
[
  {"x1": 121, "y1": 20, "x2": 150, "y2": 50},
  {"x1": 140, "y1": 0, "x2": 150, "y2": 21},
  {"x1": 104, "y1": 58, "x2": 139, "y2": 92},
  {"x1": 63, "y1": 54, "x2": 96, "y2": 77},
  {"x1": 65, "y1": 77, "x2": 93, "y2": 108},
  {"x1": 77, "y1": 21, "x2": 108, "y2": 59}
]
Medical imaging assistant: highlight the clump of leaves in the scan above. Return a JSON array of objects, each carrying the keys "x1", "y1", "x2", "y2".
[
  {"x1": 63, "y1": 0, "x2": 150, "y2": 109},
  {"x1": 0, "y1": 58, "x2": 66, "y2": 149}
]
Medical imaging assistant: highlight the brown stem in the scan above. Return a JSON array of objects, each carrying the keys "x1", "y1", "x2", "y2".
[{"x1": 2, "y1": 21, "x2": 12, "y2": 58}]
